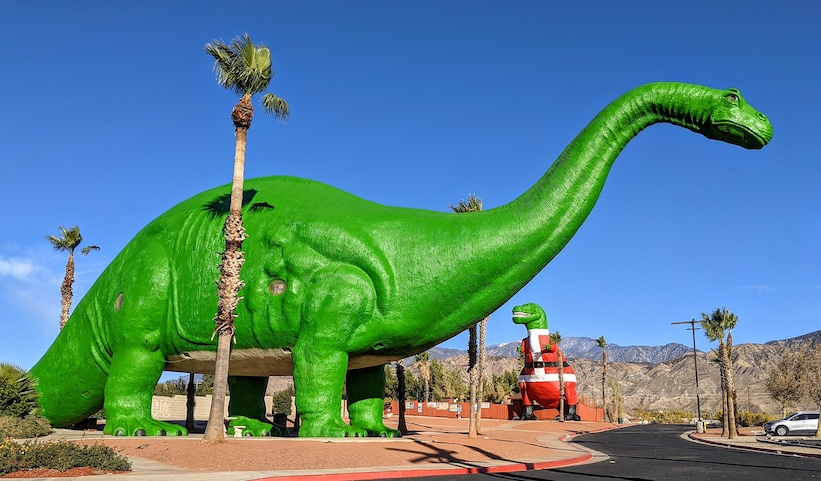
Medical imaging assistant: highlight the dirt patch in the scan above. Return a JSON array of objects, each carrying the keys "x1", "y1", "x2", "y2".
[{"x1": 2, "y1": 467, "x2": 126, "y2": 478}]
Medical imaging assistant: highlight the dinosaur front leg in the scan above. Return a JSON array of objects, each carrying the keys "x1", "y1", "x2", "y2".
[
  {"x1": 347, "y1": 364, "x2": 401, "y2": 437},
  {"x1": 293, "y1": 340, "x2": 360, "y2": 437},
  {"x1": 293, "y1": 266, "x2": 375, "y2": 438},
  {"x1": 103, "y1": 339, "x2": 187, "y2": 436}
]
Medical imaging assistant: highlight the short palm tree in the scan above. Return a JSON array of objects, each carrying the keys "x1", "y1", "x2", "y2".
[
  {"x1": 549, "y1": 331, "x2": 565, "y2": 422},
  {"x1": 0, "y1": 363, "x2": 40, "y2": 418},
  {"x1": 700, "y1": 307, "x2": 738, "y2": 439},
  {"x1": 203, "y1": 33, "x2": 290, "y2": 442},
  {"x1": 449, "y1": 194, "x2": 485, "y2": 438},
  {"x1": 45, "y1": 226, "x2": 99, "y2": 329},
  {"x1": 595, "y1": 336, "x2": 607, "y2": 421}
]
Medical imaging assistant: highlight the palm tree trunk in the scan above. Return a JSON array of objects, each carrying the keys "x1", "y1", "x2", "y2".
[
  {"x1": 397, "y1": 360, "x2": 408, "y2": 435},
  {"x1": 59, "y1": 251, "x2": 75, "y2": 329},
  {"x1": 725, "y1": 333, "x2": 737, "y2": 439},
  {"x1": 186, "y1": 373, "x2": 196, "y2": 432},
  {"x1": 717, "y1": 344, "x2": 729, "y2": 438},
  {"x1": 203, "y1": 110, "x2": 250, "y2": 442},
  {"x1": 602, "y1": 351, "x2": 607, "y2": 422},
  {"x1": 468, "y1": 323, "x2": 478, "y2": 438},
  {"x1": 476, "y1": 317, "x2": 487, "y2": 434},
  {"x1": 557, "y1": 347, "x2": 565, "y2": 422}
]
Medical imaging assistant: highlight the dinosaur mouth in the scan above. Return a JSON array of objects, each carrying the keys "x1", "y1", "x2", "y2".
[
  {"x1": 713, "y1": 121, "x2": 770, "y2": 149},
  {"x1": 513, "y1": 311, "x2": 530, "y2": 318}
]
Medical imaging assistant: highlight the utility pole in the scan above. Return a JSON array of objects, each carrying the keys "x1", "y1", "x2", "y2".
[{"x1": 672, "y1": 319, "x2": 702, "y2": 422}]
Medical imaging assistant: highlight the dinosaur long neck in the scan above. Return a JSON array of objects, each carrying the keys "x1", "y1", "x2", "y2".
[
  {"x1": 502, "y1": 82, "x2": 712, "y2": 249},
  {"x1": 449, "y1": 83, "x2": 716, "y2": 320}
]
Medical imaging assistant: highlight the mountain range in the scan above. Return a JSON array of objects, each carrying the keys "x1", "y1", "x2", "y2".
[
  {"x1": 424, "y1": 330, "x2": 821, "y2": 416},
  {"x1": 428, "y1": 336, "x2": 694, "y2": 364}
]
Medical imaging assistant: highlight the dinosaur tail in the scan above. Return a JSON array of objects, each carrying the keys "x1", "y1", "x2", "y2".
[{"x1": 29, "y1": 297, "x2": 111, "y2": 427}]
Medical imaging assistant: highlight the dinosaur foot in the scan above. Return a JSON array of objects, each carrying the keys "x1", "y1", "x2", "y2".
[
  {"x1": 298, "y1": 418, "x2": 371, "y2": 438},
  {"x1": 227, "y1": 416, "x2": 289, "y2": 437},
  {"x1": 103, "y1": 418, "x2": 188, "y2": 437},
  {"x1": 351, "y1": 421, "x2": 402, "y2": 438}
]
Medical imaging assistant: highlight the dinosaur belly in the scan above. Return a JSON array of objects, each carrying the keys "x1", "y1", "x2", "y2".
[{"x1": 164, "y1": 349, "x2": 402, "y2": 376}]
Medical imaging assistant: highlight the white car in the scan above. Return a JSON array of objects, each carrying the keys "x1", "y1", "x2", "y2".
[{"x1": 764, "y1": 410, "x2": 819, "y2": 436}]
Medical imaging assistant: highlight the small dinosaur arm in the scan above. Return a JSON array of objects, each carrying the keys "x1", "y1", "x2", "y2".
[{"x1": 30, "y1": 82, "x2": 771, "y2": 437}]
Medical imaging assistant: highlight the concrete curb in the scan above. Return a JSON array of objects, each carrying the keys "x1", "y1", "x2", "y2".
[{"x1": 687, "y1": 431, "x2": 821, "y2": 459}]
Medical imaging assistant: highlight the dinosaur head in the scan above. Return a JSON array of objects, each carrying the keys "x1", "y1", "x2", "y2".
[
  {"x1": 700, "y1": 88, "x2": 772, "y2": 149},
  {"x1": 512, "y1": 302, "x2": 548, "y2": 330}
]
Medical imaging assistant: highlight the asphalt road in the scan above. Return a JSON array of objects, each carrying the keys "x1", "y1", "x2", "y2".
[{"x1": 393, "y1": 424, "x2": 821, "y2": 481}]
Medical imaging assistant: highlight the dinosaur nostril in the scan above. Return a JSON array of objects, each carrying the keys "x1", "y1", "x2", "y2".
[{"x1": 758, "y1": 112, "x2": 767, "y2": 121}]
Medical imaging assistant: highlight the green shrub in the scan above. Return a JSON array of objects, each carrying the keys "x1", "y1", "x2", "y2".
[
  {"x1": 736, "y1": 410, "x2": 778, "y2": 427},
  {"x1": 0, "y1": 439, "x2": 131, "y2": 475},
  {"x1": 0, "y1": 364, "x2": 39, "y2": 418},
  {"x1": 630, "y1": 410, "x2": 695, "y2": 424},
  {"x1": 272, "y1": 386, "x2": 295, "y2": 415},
  {"x1": 0, "y1": 414, "x2": 51, "y2": 439}
]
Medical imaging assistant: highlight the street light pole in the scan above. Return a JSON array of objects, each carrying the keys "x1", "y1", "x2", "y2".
[{"x1": 672, "y1": 319, "x2": 702, "y2": 421}]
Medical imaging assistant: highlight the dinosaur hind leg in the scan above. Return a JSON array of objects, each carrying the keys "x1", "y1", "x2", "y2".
[
  {"x1": 103, "y1": 335, "x2": 187, "y2": 436},
  {"x1": 347, "y1": 364, "x2": 401, "y2": 437},
  {"x1": 227, "y1": 376, "x2": 288, "y2": 436}
]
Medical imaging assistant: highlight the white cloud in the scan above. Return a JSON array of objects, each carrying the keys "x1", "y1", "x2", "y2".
[
  {"x1": 740, "y1": 284, "x2": 776, "y2": 292},
  {"x1": 0, "y1": 257, "x2": 34, "y2": 280}
]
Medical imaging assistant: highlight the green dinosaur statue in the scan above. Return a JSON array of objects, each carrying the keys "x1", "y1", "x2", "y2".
[{"x1": 30, "y1": 82, "x2": 772, "y2": 438}]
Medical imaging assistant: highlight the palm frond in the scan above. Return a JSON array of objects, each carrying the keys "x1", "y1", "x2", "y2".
[
  {"x1": 45, "y1": 225, "x2": 82, "y2": 252},
  {"x1": 449, "y1": 194, "x2": 483, "y2": 213},
  {"x1": 261, "y1": 93, "x2": 290, "y2": 120},
  {"x1": 205, "y1": 33, "x2": 274, "y2": 96},
  {"x1": 80, "y1": 245, "x2": 100, "y2": 255}
]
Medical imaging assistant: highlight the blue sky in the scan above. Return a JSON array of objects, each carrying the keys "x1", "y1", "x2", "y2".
[{"x1": 1, "y1": 1, "x2": 819, "y2": 372}]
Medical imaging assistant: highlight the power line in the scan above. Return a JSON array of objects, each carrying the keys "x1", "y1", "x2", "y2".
[{"x1": 672, "y1": 319, "x2": 702, "y2": 421}]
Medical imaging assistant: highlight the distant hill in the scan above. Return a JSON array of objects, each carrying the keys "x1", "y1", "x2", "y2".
[{"x1": 479, "y1": 336, "x2": 693, "y2": 364}]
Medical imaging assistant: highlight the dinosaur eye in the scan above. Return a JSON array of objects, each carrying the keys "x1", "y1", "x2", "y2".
[
  {"x1": 726, "y1": 94, "x2": 738, "y2": 103},
  {"x1": 268, "y1": 279, "x2": 287, "y2": 296}
]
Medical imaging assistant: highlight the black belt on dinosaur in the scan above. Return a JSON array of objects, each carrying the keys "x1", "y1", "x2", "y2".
[{"x1": 525, "y1": 361, "x2": 570, "y2": 369}]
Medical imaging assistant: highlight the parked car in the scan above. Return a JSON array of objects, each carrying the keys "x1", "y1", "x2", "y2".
[{"x1": 764, "y1": 410, "x2": 819, "y2": 436}]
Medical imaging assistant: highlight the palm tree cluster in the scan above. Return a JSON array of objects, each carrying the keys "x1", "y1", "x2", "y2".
[
  {"x1": 385, "y1": 358, "x2": 520, "y2": 405},
  {"x1": 700, "y1": 307, "x2": 738, "y2": 439}
]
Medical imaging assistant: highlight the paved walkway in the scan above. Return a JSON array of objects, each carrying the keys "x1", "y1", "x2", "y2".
[{"x1": 10, "y1": 420, "x2": 821, "y2": 480}]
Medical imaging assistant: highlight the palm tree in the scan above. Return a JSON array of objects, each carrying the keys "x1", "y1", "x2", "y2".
[
  {"x1": 700, "y1": 307, "x2": 738, "y2": 439},
  {"x1": 203, "y1": 33, "x2": 290, "y2": 442},
  {"x1": 595, "y1": 336, "x2": 607, "y2": 422},
  {"x1": 414, "y1": 352, "x2": 431, "y2": 403},
  {"x1": 45, "y1": 225, "x2": 99, "y2": 330},
  {"x1": 449, "y1": 194, "x2": 484, "y2": 438},
  {"x1": 549, "y1": 331, "x2": 565, "y2": 422},
  {"x1": 476, "y1": 316, "x2": 487, "y2": 433}
]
